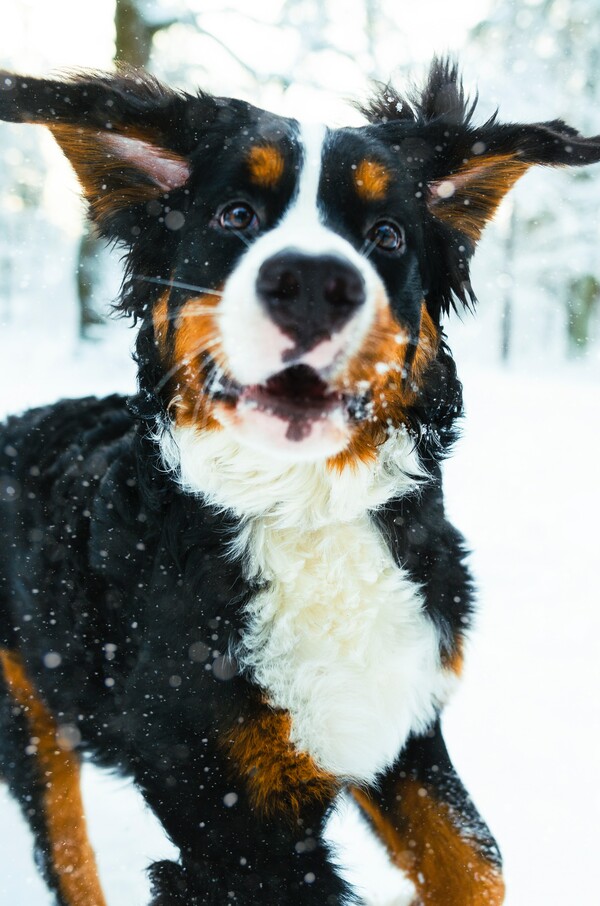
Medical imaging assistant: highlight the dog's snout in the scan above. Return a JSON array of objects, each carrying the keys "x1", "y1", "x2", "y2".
[{"x1": 256, "y1": 250, "x2": 366, "y2": 352}]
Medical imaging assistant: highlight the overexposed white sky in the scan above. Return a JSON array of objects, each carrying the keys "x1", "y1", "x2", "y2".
[
  {"x1": 0, "y1": 1, "x2": 491, "y2": 66},
  {"x1": 0, "y1": 0, "x2": 492, "y2": 121}
]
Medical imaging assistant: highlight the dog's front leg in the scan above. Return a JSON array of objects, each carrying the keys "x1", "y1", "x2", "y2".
[
  {"x1": 352, "y1": 719, "x2": 505, "y2": 906},
  {"x1": 131, "y1": 698, "x2": 355, "y2": 906},
  {"x1": 0, "y1": 648, "x2": 107, "y2": 906}
]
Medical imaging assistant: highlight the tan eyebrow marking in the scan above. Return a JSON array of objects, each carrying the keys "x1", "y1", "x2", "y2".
[
  {"x1": 354, "y1": 159, "x2": 392, "y2": 201},
  {"x1": 247, "y1": 145, "x2": 285, "y2": 188}
]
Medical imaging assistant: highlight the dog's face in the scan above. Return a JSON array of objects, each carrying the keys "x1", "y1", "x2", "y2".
[
  {"x1": 2, "y1": 61, "x2": 599, "y2": 466},
  {"x1": 156, "y1": 116, "x2": 435, "y2": 462}
]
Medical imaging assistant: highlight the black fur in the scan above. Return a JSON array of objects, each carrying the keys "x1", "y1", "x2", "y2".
[
  {"x1": 0, "y1": 396, "x2": 350, "y2": 903},
  {"x1": 1, "y1": 57, "x2": 599, "y2": 905}
]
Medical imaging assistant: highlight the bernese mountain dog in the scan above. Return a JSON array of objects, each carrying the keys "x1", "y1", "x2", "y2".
[{"x1": 0, "y1": 58, "x2": 598, "y2": 906}]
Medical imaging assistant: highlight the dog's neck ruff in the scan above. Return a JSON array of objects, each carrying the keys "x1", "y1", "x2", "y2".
[
  {"x1": 159, "y1": 423, "x2": 423, "y2": 528},
  {"x1": 159, "y1": 424, "x2": 453, "y2": 783}
]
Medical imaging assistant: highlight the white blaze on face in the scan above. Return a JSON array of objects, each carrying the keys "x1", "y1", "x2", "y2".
[
  {"x1": 214, "y1": 123, "x2": 387, "y2": 459},
  {"x1": 217, "y1": 123, "x2": 382, "y2": 387}
]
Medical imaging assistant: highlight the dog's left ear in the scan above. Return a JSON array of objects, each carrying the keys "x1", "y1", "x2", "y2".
[
  {"x1": 363, "y1": 58, "x2": 600, "y2": 246},
  {"x1": 361, "y1": 58, "x2": 600, "y2": 315},
  {"x1": 0, "y1": 69, "x2": 216, "y2": 240},
  {"x1": 427, "y1": 119, "x2": 600, "y2": 243}
]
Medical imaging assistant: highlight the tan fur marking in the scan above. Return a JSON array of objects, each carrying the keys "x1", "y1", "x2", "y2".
[
  {"x1": 354, "y1": 160, "x2": 391, "y2": 201},
  {"x1": 429, "y1": 153, "x2": 530, "y2": 242},
  {"x1": 329, "y1": 301, "x2": 438, "y2": 470},
  {"x1": 171, "y1": 293, "x2": 224, "y2": 431},
  {"x1": 247, "y1": 145, "x2": 285, "y2": 188},
  {"x1": 352, "y1": 784, "x2": 505, "y2": 905},
  {"x1": 222, "y1": 708, "x2": 339, "y2": 821},
  {"x1": 0, "y1": 649, "x2": 107, "y2": 906},
  {"x1": 444, "y1": 644, "x2": 465, "y2": 676}
]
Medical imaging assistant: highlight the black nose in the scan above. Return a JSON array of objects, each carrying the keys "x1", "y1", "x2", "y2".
[{"x1": 256, "y1": 250, "x2": 366, "y2": 353}]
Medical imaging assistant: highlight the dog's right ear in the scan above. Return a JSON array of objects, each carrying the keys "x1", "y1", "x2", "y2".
[{"x1": 0, "y1": 69, "x2": 217, "y2": 241}]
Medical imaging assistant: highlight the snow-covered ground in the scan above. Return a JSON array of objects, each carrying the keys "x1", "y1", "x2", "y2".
[{"x1": 0, "y1": 322, "x2": 598, "y2": 904}]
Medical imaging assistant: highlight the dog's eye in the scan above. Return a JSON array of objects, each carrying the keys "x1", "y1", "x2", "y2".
[
  {"x1": 219, "y1": 202, "x2": 259, "y2": 232},
  {"x1": 368, "y1": 221, "x2": 405, "y2": 252}
]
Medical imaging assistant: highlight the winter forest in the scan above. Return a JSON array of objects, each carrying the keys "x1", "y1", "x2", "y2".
[{"x1": 0, "y1": 0, "x2": 598, "y2": 904}]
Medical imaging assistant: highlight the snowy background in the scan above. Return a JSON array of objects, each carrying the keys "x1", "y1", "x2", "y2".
[{"x1": 1, "y1": 1, "x2": 599, "y2": 904}]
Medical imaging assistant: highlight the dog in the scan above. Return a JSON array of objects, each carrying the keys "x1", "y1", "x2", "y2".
[{"x1": 0, "y1": 57, "x2": 598, "y2": 906}]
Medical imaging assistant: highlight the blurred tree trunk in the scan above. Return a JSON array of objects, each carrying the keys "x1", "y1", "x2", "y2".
[
  {"x1": 567, "y1": 274, "x2": 599, "y2": 355},
  {"x1": 77, "y1": 0, "x2": 172, "y2": 337},
  {"x1": 115, "y1": 0, "x2": 172, "y2": 68}
]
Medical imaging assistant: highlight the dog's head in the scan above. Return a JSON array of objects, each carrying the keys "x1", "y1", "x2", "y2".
[{"x1": 2, "y1": 60, "x2": 600, "y2": 467}]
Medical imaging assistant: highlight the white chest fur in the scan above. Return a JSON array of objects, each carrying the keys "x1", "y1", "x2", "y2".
[
  {"x1": 237, "y1": 513, "x2": 454, "y2": 783},
  {"x1": 160, "y1": 424, "x2": 457, "y2": 783}
]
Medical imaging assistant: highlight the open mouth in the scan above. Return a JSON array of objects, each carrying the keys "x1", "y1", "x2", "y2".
[
  {"x1": 242, "y1": 364, "x2": 342, "y2": 417},
  {"x1": 242, "y1": 365, "x2": 345, "y2": 441},
  {"x1": 211, "y1": 363, "x2": 358, "y2": 443}
]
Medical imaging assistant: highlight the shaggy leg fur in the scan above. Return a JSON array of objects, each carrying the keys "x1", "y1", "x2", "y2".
[
  {"x1": 0, "y1": 649, "x2": 106, "y2": 906},
  {"x1": 0, "y1": 644, "x2": 351, "y2": 906},
  {"x1": 353, "y1": 721, "x2": 505, "y2": 906},
  {"x1": 131, "y1": 706, "x2": 354, "y2": 905},
  {"x1": 139, "y1": 774, "x2": 352, "y2": 905}
]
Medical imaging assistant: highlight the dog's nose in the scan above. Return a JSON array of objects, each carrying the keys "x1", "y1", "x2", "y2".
[{"x1": 256, "y1": 250, "x2": 366, "y2": 353}]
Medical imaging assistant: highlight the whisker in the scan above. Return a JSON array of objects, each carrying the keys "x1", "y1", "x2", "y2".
[
  {"x1": 366, "y1": 329, "x2": 413, "y2": 345},
  {"x1": 154, "y1": 360, "x2": 194, "y2": 394},
  {"x1": 179, "y1": 346, "x2": 237, "y2": 429},
  {"x1": 135, "y1": 275, "x2": 224, "y2": 296},
  {"x1": 153, "y1": 337, "x2": 221, "y2": 393},
  {"x1": 230, "y1": 228, "x2": 251, "y2": 249},
  {"x1": 158, "y1": 306, "x2": 220, "y2": 326},
  {"x1": 192, "y1": 358, "x2": 225, "y2": 428},
  {"x1": 360, "y1": 237, "x2": 379, "y2": 260}
]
